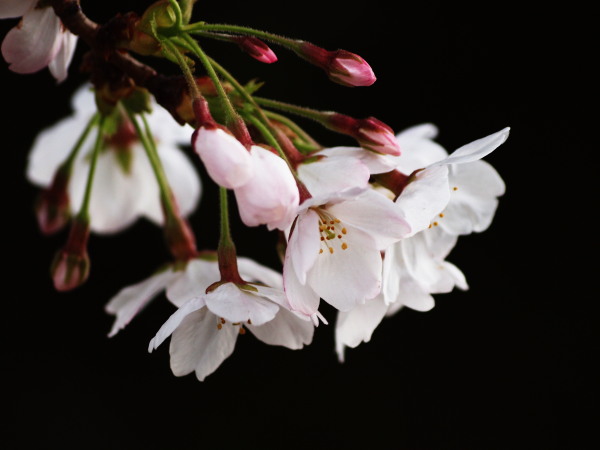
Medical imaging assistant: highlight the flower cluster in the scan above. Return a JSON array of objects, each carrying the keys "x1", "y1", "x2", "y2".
[{"x1": 3, "y1": 0, "x2": 509, "y2": 381}]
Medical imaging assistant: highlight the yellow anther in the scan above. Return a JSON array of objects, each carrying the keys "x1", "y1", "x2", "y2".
[
  {"x1": 433, "y1": 221, "x2": 439, "y2": 226},
  {"x1": 319, "y1": 249, "x2": 323, "y2": 254},
  {"x1": 428, "y1": 224, "x2": 432, "y2": 229},
  {"x1": 453, "y1": 186, "x2": 458, "y2": 191},
  {"x1": 342, "y1": 242, "x2": 348, "y2": 250},
  {"x1": 439, "y1": 213, "x2": 444, "y2": 218},
  {"x1": 329, "y1": 247, "x2": 334, "y2": 254},
  {"x1": 239, "y1": 327, "x2": 246, "y2": 335},
  {"x1": 217, "y1": 323, "x2": 222, "y2": 330},
  {"x1": 337, "y1": 234, "x2": 342, "y2": 239},
  {"x1": 330, "y1": 220, "x2": 335, "y2": 224},
  {"x1": 334, "y1": 219, "x2": 341, "y2": 223},
  {"x1": 341, "y1": 228, "x2": 347, "y2": 234},
  {"x1": 220, "y1": 318, "x2": 226, "y2": 324}
]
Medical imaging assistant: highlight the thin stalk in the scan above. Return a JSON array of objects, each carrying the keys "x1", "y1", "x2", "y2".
[
  {"x1": 253, "y1": 96, "x2": 328, "y2": 123},
  {"x1": 77, "y1": 115, "x2": 106, "y2": 223},
  {"x1": 184, "y1": 23, "x2": 299, "y2": 50},
  {"x1": 160, "y1": 37, "x2": 201, "y2": 101},
  {"x1": 262, "y1": 110, "x2": 320, "y2": 148},
  {"x1": 60, "y1": 112, "x2": 100, "y2": 176}
]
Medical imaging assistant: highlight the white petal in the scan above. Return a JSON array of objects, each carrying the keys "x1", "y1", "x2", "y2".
[
  {"x1": 70, "y1": 84, "x2": 97, "y2": 115},
  {"x1": 143, "y1": 143, "x2": 201, "y2": 224},
  {"x1": 237, "y1": 256, "x2": 283, "y2": 289},
  {"x1": 193, "y1": 127, "x2": 253, "y2": 189},
  {"x1": 1, "y1": 8, "x2": 63, "y2": 74},
  {"x1": 396, "y1": 276, "x2": 436, "y2": 312},
  {"x1": 169, "y1": 307, "x2": 238, "y2": 381},
  {"x1": 395, "y1": 165, "x2": 450, "y2": 236},
  {"x1": 148, "y1": 296, "x2": 207, "y2": 351},
  {"x1": 165, "y1": 258, "x2": 220, "y2": 307},
  {"x1": 248, "y1": 308, "x2": 314, "y2": 349},
  {"x1": 283, "y1": 253, "x2": 321, "y2": 317},
  {"x1": 205, "y1": 283, "x2": 279, "y2": 327},
  {"x1": 105, "y1": 268, "x2": 175, "y2": 337},
  {"x1": 0, "y1": 0, "x2": 36, "y2": 18},
  {"x1": 328, "y1": 189, "x2": 411, "y2": 249},
  {"x1": 428, "y1": 128, "x2": 510, "y2": 168},
  {"x1": 440, "y1": 160, "x2": 505, "y2": 235},
  {"x1": 26, "y1": 114, "x2": 94, "y2": 186},
  {"x1": 48, "y1": 31, "x2": 77, "y2": 83},
  {"x1": 308, "y1": 228, "x2": 382, "y2": 311},
  {"x1": 394, "y1": 123, "x2": 448, "y2": 173},
  {"x1": 289, "y1": 210, "x2": 320, "y2": 284},
  {"x1": 335, "y1": 295, "x2": 388, "y2": 362},
  {"x1": 314, "y1": 146, "x2": 396, "y2": 175},
  {"x1": 297, "y1": 154, "x2": 370, "y2": 198}
]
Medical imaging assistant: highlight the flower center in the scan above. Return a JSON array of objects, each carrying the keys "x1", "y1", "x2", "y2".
[
  {"x1": 216, "y1": 317, "x2": 251, "y2": 334},
  {"x1": 316, "y1": 210, "x2": 349, "y2": 255}
]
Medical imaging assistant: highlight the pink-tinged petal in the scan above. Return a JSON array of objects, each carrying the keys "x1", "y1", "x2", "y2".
[
  {"x1": 308, "y1": 228, "x2": 382, "y2": 311},
  {"x1": 297, "y1": 155, "x2": 370, "y2": 199},
  {"x1": 395, "y1": 165, "x2": 450, "y2": 237},
  {"x1": 238, "y1": 256, "x2": 283, "y2": 289},
  {"x1": 428, "y1": 127, "x2": 510, "y2": 168},
  {"x1": 394, "y1": 123, "x2": 448, "y2": 173},
  {"x1": 335, "y1": 295, "x2": 388, "y2": 362},
  {"x1": 289, "y1": 210, "x2": 321, "y2": 284},
  {"x1": 396, "y1": 276, "x2": 436, "y2": 312},
  {"x1": 234, "y1": 146, "x2": 299, "y2": 230},
  {"x1": 105, "y1": 268, "x2": 175, "y2": 337},
  {"x1": 26, "y1": 114, "x2": 94, "y2": 185},
  {"x1": 48, "y1": 31, "x2": 78, "y2": 83},
  {"x1": 316, "y1": 146, "x2": 396, "y2": 175},
  {"x1": 440, "y1": 160, "x2": 505, "y2": 235},
  {"x1": 283, "y1": 253, "x2": 321, "y2": 317},
  {"x1": 148, "y1": 296, "x2": 207, "y2": 352},
  {"x1": 205, "y1": 283, "x2": 279, "y2": 327},
  {"x1": 169, "y1": 307, "x2": 238, "y2": 381},
  {"x1": 0, "y1": 0, "x2": 36, "y2": 18},
  {"x1": 2, "y1": 8, "x2": 63, "y2": 74},
  {"x1": 328, "y1": 189, "x2": 411, "y2": 249},
  {"x1": 192, "y1": 127, "x2": 253, "y2": 189},
  {"x1": 248, "y1": 308, "x2": 314, "y2": 349},
  {"x1": 165, "y1": 259, "x2": 220, "y2": 307}
]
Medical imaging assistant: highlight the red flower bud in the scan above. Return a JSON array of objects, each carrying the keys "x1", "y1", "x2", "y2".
[
  {"x1": 328, "y1": 114, "x2": 400, "y2": 156},
  {"x1": 50, "y1": 219, "x2": 91, "y2": 292},
  {"x1": 235, "y1": 37, "x2": 278, "y2": 64},
  {"x1": 35, "y1": 169, "x2": 71, "y2": 235}
]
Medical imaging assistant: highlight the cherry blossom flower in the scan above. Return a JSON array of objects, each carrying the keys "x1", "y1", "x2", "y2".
[
  {"x1": 0, "y1": 0, "x2": 78, "y2": 82},
  {"x1": 26, "y1": 85, "x2": 201, "y2": 234},
  {"x1": 106, "y1": 255, "x2": 313, "y2": 381},
  {"x1": 233, "y1": 145, "x2": 299, "y2": 230}
]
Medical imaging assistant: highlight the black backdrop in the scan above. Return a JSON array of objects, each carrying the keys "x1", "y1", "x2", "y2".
[{"x1": 3, "y1": 1, "x2": 596, "y2": 449}]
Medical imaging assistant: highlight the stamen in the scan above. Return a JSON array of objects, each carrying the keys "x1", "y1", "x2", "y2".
[
  {"x1": 329, "y1": 247, "x2": 334, "y2": 254},
  {"x1": 341, "y1": 243, "x2": 348, "y2": 250},
  {"x1": 341, "y1": 228, "x2": 347, "y2": 234},
  {"x1": 439, "y1": 213, "x2": 444, "y2": 218},
  {"x1": 453, "y1": 186, "x2": 458, "y2": 191},
  {"x1": 239, "y1": 327, "x2": 246, "y2": 335},
  {"x1": 217, "y1": 323, "x2": 222, "y2": 330},
  {"x1": 337, "y1": 235, "x2": 342, "y2": 239},
  {"x1": 220, "y1": 318, "x2": 226, "y2": 324},
  {"x1": 433, "y1": 221, "x2": 439, "y2": 226},
  {"x1": 319, "y1": 249, "x2": 323, "y2": 254}
]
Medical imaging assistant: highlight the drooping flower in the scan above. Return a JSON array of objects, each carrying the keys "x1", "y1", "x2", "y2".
[
  {"x1": 105, "y1": 254, "x2": 313, "y2": 382},
  {"x1": 26, "y1": 85, "x2": 201, "y2": 234},
  {"x1": 233, "y1": 145, "x2": 299, "y2": 231},
  {"x1": 0, "y1": 1, "x2": 78, "y2": 82}
]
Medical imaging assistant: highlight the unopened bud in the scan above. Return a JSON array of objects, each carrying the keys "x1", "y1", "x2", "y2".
[
  {"x1": 235, "y1": 37, "x2": 278, "y2": 64},
  {"x1": 328, "y1": 114, "x2": 400, "y2": 156},
  {"x1": 297, "y1": 43, "x2": 376, "y2": 87},
  {"x1": 50, "y1": 219, "x2": 91, "y2": 292}
]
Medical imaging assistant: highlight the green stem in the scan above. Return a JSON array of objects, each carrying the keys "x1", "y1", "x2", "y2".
[
  {"x1": 180, "y1": 34, "x2": 238, "y2": 125},
  {"x1": 127, "y1": 110, "x2": 177, "y2": 219},
  {"x1": 254, "y1": 96, "x2": 329, "y2": 123},
  {"x1": 243, "y1": 114, "x2": 286, "y2": 156},
  {"x1": 60, "y1": 112, "x2": 100, "y2": 176},
  {"x1": 167, "y1": 0, "x2": 183, "y2": 29},
  {"x1": 184, "y1": 23, "x2": 300, "y2": 50},
  {"x1": 160, "y1": 37, "x2": 201, "y2": 101},
  {"x1": 218, "y1": 186, "x2": 233, "y2": 248},
  {"x1": 262, "y1": 110, "x2": 320, "y2": 148},
  {"x1": 77, "y1": 115, "x2": 106, "y2": 223}
]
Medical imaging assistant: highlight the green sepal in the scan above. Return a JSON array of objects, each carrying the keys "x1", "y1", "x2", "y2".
[
  {"x1": 115, "y1": 147, "x2": 134, "y2": 174},
  {"x1": 122, "y1": 89, "x2": 153, "y2": 115}
]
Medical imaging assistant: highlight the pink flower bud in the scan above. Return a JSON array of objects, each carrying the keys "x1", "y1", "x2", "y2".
[
  {"x1": 297, "y1": 43, "x2": 376, "y2": 87},
  {"x1": 192, "y1": 126, "x2": 254, "y2": 189},
  {"x1": 235, "y1": 37, "x2": 278, "y2": 64},
  {"x1": 234, "y1": 146, "x2": 299, "y2": 230},
  {"x1": 328, "y1": 114, "x2": 401, "y2": 156},
  {"x1": 355, "y1": 117, "x2": 401, "y2": 156},
  {"x1": 50, "y1": 219, "x2": 90, "y2": 292}
]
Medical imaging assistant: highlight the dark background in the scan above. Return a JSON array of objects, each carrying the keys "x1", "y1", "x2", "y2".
[{"x1": 3, "y1": 1, "x2": 596, "y2": 449}]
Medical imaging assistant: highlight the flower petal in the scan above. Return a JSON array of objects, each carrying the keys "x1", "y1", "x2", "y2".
[
  {"x1": 289, "y1": 210, "x2": 321, "y2": 284},
  {"x1": 165, "y1": 258, "x2": 220, "y2": 307},
  {"x1": 169, "y1": 307, "x2": 238, "y2": 381},
  {"x1": 440, "y1": 160, "x2": 505, "y2": 235},
  {"x1": 0, "y1": 0, "x2": 36, "y2": 18},
  {"x1": 205, "y1": 283, "x2": 279, "y2": 327},
  {"x1": 238, "y1": 256, "x2": 283, "y2": 289},
  {"x1": 328, "y1": 189, "x2": 411, "y2": 249},
  {"x1": 1, "y1": 8, "x2": 63, "y2": 74},
  {"x1": 148, "y1": 296, "x2": 207, "y2": 352},
  {"x1": 308, "y1": 228, "x2": 382, "y2": 311},
  {"x1": 248, "y1": 308, "x2": 314, "y2": 349},
  {"x1": 335, "y1": 295, "x2": 388, "y2": 362},
  {"x1": 314, "y1": 146, "x2": 396, "y2": 175},
  {"x1": 394, "y1": 123, "x2": 448, "y2": 173},
  {"x1": 283, "y1": 253, "x2": 321, "y2": 317},
  {"x1": 105, "y1": 268, "x2": 175, "y2": 337},
  {"x1": 427, "y1": 127, "x2": 510, "y2": 168},
  {"x1": 297, "y1": 154, "x2": 370, "y2": 199},
  {"x1": 48, "y1": 31, "x2": 78, "y2": 83},
  {"x1": 395, "y1": 165, "x2": 450, "y2": 236}
]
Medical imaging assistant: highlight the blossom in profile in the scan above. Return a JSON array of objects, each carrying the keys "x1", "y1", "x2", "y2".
[
  {"x1": 26, "y1": 85, "x2": 201, "y2": 234},
  {"x1": 0, "y1": 1, "x2": 78, "y2": 82}
]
